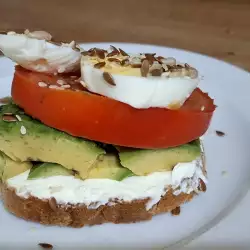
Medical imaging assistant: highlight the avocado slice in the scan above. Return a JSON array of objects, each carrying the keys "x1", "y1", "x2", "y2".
[
  {"x1": 88, "y1": 154, "x2": 134, "y2": 181},
  {"x1": 0, "y1": 103, "x2": 105, "y2": 179},
  {"x1": 28, "y1": 162, "x2": 73, "y2": 180},
  {"x1": 0, "y1": 152, "x2": 32, "y2": 182},
  {"x1": 118, "y1": 141, "x2": 201, "y2": 176},
  {"x1": 28, "y1": 156, "x2": 133, "y2": 181}
]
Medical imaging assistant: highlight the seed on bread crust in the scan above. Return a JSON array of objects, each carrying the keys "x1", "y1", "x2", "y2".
[
  {"x1": 48, "y1": 197, "x2": 57, "y2": 212},
  {"x1": 198, "y1": 179, "x2": 207, "y2": 192}
]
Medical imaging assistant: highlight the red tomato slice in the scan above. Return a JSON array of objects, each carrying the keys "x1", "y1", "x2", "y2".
[{"x1": 11, "y1": 67, "x2": 215, "y2": 149}]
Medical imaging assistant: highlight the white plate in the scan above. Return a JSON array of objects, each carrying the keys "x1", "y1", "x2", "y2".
[{"x1": 0, "y1": 43, "x2": 250, "y2": 250}]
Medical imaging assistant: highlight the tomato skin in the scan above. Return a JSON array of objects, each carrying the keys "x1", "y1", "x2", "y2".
[{"x1": 11, "y1": 67, "x2": 215, "y2": 149}]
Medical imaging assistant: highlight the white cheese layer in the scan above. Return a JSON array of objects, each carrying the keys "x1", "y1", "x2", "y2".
[
  {"x1": 7, "y1": 158, "x2": 206, "y2": 210},
  {"x1": 0, "y1": 33, "x2": 81, "y2": 73},
  {"x1": 81, "y1": 56, "x2": 199, "y2": 109}
]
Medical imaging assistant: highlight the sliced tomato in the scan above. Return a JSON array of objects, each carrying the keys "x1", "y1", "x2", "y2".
[{"x1": 11, "y1": 67, "x2": 215, "y2": 149}]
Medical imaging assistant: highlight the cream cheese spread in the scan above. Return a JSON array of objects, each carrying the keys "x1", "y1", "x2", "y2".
[{"x1": 7, "y1": 158, "x2": 206, "y2": 210}]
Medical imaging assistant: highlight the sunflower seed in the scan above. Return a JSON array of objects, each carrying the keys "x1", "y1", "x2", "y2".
[
  {"x1": 110, "y1": 45, "x2": 119, "y2": 53},
  {"x1": 106, "y1": 50, "x2": 119, "y2": 57},
  {"x1": 88, "y1": 48, "x2": 96, "y2": 57},
  {"x1": 119, "y1": 48, "x2": 129, "y2": 56},
  {"x1": 95, "y1": 49, "x2": 105, "y2": 59},
  {"x1": 144, "y1": 53, "x2": 156, "y2": 65}
]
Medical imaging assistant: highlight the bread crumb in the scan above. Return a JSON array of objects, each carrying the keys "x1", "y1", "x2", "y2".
[
  {"x1": 38, "y1": 243, "x2": 53, "y2": 249},
  {"x1": 221, "y1": 170, "x2": 228, "y2": 177},
  {"x1": 215, "y1": 130, "x2": 225, "y2": 137},
  {"x1": 171, "y1": 206, "x2": 181, "y2": 216}
]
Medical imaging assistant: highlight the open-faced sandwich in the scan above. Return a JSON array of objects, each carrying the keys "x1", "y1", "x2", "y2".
[{"x1": 0, "y1": 30, "x2": 215, "y2": 227}]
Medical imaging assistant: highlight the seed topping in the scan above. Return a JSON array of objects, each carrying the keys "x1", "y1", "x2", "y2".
[
  {"x1": 83, "y1": 47, "x2": 199, "y2": 79},
  {"x1": 94, "y1": 62, "x2": 106, "y2": 69},
  {"x1": 20, "y1": 125, "x2": 27, "y2": 135},
  {"x1": 103, "y1": 72, "x2": 116, "y2": 86},
  {"x1": 38, "y1": 82, "x2": 48, "y2": 88},
  {"x1": 140, "y1": 59, "x2": 150, "y2": 77},
  {"x1": 3, "y1": 114, "x2": 18, "y2": 122},
  {"x1": 48, "y1": 197, "x2": 57, "y2": 212}
]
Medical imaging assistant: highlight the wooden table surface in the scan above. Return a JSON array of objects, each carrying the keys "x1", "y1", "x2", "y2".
[{"x1": 0, "y1": 0, "x2": 250, "y2": 71}]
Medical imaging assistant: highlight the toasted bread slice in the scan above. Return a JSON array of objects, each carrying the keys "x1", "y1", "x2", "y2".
[{"x1": 1, "y1": 184, "x2": 195, "y2": 227}]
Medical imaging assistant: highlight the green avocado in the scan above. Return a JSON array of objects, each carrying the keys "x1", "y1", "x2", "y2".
[
  {"x1": 88, "y1": 154, "x2": 134, "y2": 181},
  {"x1": 118, "y1": 140, "x2": 201, "y2": 176},
  {"x1": 0, "y1": 152, "x2": 32, "y2": 182},
  {"x1": 28, "y1": 162, "x2": 73, "y2": 180},
  {"x1": 0, "y1": 152, "x2": 5, "y2": 181},
  {"x1": 0, "y1": 103, "x2": 105, "y2": 179},
  {"x1": 28, "y1": 156, "x2": 133, "y2": 181}
]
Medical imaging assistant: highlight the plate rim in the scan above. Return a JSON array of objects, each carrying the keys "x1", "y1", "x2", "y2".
[{"x1": 0, "y1": 43, "x2": 250, "y2": 249}]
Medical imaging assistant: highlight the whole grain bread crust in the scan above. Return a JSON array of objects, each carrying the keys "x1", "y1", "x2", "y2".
[
  {"x1": 1, "y1": 185, "x2": 195, "y2": 227},
  {"x1": 0, "y1": 155, "x2": 206, "y2": 228}
]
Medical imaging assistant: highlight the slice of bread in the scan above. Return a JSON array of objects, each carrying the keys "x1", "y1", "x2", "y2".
[
  {"x1": 1, "y1": 184, "x2": 195, "y2": 227},
  {"x1": 0, "y1": 156, "x2": 206, "y2": 227}
]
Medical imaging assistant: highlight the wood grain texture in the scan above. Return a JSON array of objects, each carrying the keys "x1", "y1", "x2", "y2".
[{"x1": 0, "y1": 0, "x2": 249, "y2": 70}]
